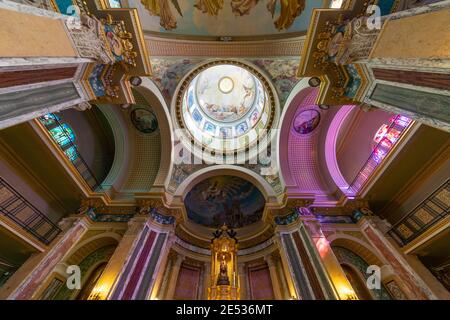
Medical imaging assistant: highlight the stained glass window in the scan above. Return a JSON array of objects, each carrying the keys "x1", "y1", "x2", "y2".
[
  {"x1": 351, "y1": 115, "x2": 413, "y2": 193},
  {"x1": 39, "y1": 113, "x2": 60, "y2": 126},
  {"x1": 39, "y1": 113, "x2": 79, "y2": 162},
  {"x1": 49, "y1": 124, "x2": 75, "y2": 148},
  {"x1": 64, "y1": 146, "x2": 78, "y2": 162},
  {"x1": 108, "y1": 0, "x2": 121, "y2": 8}
]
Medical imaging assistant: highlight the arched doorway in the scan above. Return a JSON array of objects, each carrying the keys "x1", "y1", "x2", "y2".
[
  {"x1": 341, "y1": 263, "x2": 373, "y2": 300},
  {"x1": 76, "y1": 262, "x2": 108, "y2": 300}
]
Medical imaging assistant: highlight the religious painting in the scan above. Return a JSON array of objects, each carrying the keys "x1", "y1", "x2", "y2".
[
  {"x1": 236, "y1": 121, "x2": 249, "y2": 135},
  {"x1": 293, "y1": 109, "x2": 321, "y2": 134},
  {"x1": 132, "y1": 0, "x2": 324, "y2": 36},
  {"x1": 196, "y1": 65, "x2": 256, "y2": 123},
  {"x1": 130, "y1": 107, "x2": 159, "y2": 134},
  {"x1": 192, "y1": 108, "x2": 203, "y2": 123},
  {"x1": 250, "y1": 110, "x2": 259, "y2": 126},
  {"x1": 184, "y1": 176, "x2": 265, "y2": 228},
  {"x1": 219, "y1": 127, "x2": 232, "y2": 138},
  {"x1": 203, "y1": 121, "x2": 216, "y2": 134}
]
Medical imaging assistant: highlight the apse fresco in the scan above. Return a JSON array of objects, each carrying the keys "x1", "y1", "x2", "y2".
[
  {"x1": 185, "y1": 176, "x2": 265, "y2": 228},
  {"x1": 130, "y1": 0, "x2": 325, "y2": 36}
]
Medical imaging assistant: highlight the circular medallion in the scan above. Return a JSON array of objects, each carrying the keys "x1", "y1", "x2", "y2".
[
  {"x1": 130, "y1": 108, "x2": 158, "y2": 134},
  {"x1": 293, "y1": 109, "x2": 321, "y2": 135}
]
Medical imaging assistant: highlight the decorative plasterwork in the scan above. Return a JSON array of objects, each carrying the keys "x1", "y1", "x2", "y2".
[{"x1": 145, "y1": 36, "x2": 305, "y2": 57}]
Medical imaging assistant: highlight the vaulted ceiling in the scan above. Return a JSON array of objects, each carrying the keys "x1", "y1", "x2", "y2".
[{"x1": 129, "y1": 0, "x2": 326, "y2": 37}]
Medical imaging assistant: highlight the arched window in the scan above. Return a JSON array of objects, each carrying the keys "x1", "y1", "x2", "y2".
[
  {"x1": 372, "y1": 115, "x2": 412, "y2": 164},
  {"x1": 39, "y1": 113, "x2": 78, "y2": 162},
  {"x1": 108, "y1": 0, "x2": 122, "y2": 8}
]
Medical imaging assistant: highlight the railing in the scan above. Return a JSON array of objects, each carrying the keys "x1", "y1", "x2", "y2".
[
  {"x1": 0, "y1": 177, "x2": 61, "y2": 245},
  {"x1": 39, "y1": 114, "x2": 102, "y2": 192},
  {"x1": 0, "y1": 259, "x2": 17, "y2": 288},
  {"x1": 349, "y1": 115, "x2": 413, "y2": 194},
  {"x1": 388, "y1": 179, "x2": 450, "y2": 246}
]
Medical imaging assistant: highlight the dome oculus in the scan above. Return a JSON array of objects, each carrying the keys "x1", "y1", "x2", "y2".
[{"x1": 177, "y1": 62, "x2": 275, "y2": 154}]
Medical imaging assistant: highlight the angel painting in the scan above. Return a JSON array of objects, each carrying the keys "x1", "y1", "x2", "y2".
[{"x1": 184, "y1": 176, "x2": 265, "y2": 228}]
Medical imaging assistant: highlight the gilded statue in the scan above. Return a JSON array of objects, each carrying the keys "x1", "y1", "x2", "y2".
[{"x1": 217, "y1": 256, "x2": 230, "y2": 285}]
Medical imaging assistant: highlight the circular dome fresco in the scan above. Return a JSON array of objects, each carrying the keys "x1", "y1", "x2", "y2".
[
  {"x1": 175, "y1": 61, "x2": 276, "y2": 156},
  {"x1": 184, "y1": 176, "x2": 265, "y2": 228}
]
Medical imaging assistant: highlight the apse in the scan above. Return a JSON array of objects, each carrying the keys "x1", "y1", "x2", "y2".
[{"x1": 184, "y1": 175, "x2": 265, "y2": 228}]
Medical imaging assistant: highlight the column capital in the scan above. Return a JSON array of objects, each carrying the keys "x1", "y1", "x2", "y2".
[{"x1": 264, "y1": 253, "x2": 278, "y2": 268}]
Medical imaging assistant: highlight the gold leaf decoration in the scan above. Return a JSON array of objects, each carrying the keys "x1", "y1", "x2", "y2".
[
  {"x1": 141, "y1": 0, "x2": 177, "y2": 30},
  {"x1": 194, "y1": 0, "x2": 224, "y2": 16},
  {"x1": 273, "y1": 0, "x2": 306, "y2": 31}
]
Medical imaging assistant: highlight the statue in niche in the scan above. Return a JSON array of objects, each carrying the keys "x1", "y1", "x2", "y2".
[{"x1": 217, "y1": 256, "x2": 230, "y2": 285}]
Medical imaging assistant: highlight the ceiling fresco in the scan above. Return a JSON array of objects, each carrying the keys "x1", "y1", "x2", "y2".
[
  {"x1": 149, "y1": 58, "x2": 300, "y2": 105},
  {"x1": 184, "y1": 175, "x2": 265, "y2": 228},
  {"x1": 130, "y1": 0, "x2": 325, "y2": 36}
]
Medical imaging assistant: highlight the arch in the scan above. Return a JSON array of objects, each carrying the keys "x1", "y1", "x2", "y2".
[
  {"x1": 75, "y1": 261, "x2": 108, "y2": 300},
  {"x1": 277, "y1": 83, "x2": 335, "y2": 199},
  {"x1": 330, "y1": 243, "x2": 393, "y2": 300},
  {"x1": 327, "y1": 234, "x2": 385, "y2": 266},
  {"x1": 134, "y1": 78, "x2": 174, "y2": 190},
  {"x1": 172, "y1": 165, "x2": 278, "y2": 203},
  {"x1": 65, "y1": 232, "x2": 121, "y2": 265},
  {"x1": 45, "y1": 233, "x2": 120, "y2": 300},
  {"x1": 324, "y1": 105, "x2": 356, "y2": 196},
  {"x1": 340, "y1": 263, "x2": 374, "y2": 300},
  {"x1": 97, "y1": 105, "x2": 132, "y2": 192},
  {"x1": 277, "y1": 78, "x2": 312, "y2": 188}
]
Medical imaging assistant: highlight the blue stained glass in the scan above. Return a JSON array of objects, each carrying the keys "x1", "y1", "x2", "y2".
[
  {"x1": 108, "y1": 0, "x2": 122, "y2": 8},
  {"x1": 64, "y1": 146, "x2": 78, "y2": 162},
  {"x1": 39, "y1": 113, "x2": 60, "y2": 126},
  {"x1": 49, "y1": 124, "x2": 75, "y2": 148}
]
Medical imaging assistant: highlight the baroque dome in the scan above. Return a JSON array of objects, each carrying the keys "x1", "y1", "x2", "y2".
[{"x1": 175, "y1": 61, "x2": 277, "y2": 156}]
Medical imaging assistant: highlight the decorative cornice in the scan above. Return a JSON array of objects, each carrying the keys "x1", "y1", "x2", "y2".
[{"x1": 145, "y1": 35, "x2": 305, "y2": 57}]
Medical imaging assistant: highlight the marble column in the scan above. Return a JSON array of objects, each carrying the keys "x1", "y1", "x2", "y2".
[
  {"x1": 7, "y1": 216, "x2": 91, "y2": 300},
  {"x1": 87, "y1": 217, "x2": 146, "y2": 300},
  {"x1": 109, "y1": 220, "x2": 174, "y2": 300},
  {"x1": 301, "y1": 215, "x2": 355, "y2": 300},
  {"x1": 203, "y1": 262, "x2": 211, "y2": 300},
  {"x1": 0, "y1": 1, "x2": 95, "y2": 129},
  {"x1": 237, "y1": 263, "x2": 248, "y2": 300},
  {"x1": 273, "y1": 234, "x2": 298, "y2": 300},
  {"x1": 363, "y1": 2, "x2": 450, "y2": 132},
  {"x1": 164, "y1": 253, "x2": 184, "y2": 300},
  {"x1": 265, "y1": 254, "x2": 283, "y2": 300},
  {"x1": 276, "y1": 219, "x2": 338, "y2": 300},
  {"x1": 358, "y1": 216, "x2": 436, "y2": 299}
]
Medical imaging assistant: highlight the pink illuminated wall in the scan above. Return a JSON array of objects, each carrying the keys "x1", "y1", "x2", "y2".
[
  {"x1": 336, "y1": 108, "x2": 393, "y2": 186},
  {"x1": 279, "y1": 88, "x2": 335, "y2": 197}
]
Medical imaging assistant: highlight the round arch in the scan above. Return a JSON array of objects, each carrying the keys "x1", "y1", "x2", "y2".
[
  {"x1": 98, "y1": 106, "x2": 133, "y2": 192},
  {"x1": 324, "y1": 105, "x2": 357, "y2": 196},
  {"x1": 133, "y1": 78, "x2": 174, "y2": 190},
  {"x1": 327, "y1": 234, "x2": 385, "y2": 266},
  {"x1": 277, "y1": 78, "x2": 313, "y2": 188},
  {"x1": 172, "y1": 165, "x2": 279, "y2": 204}
]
